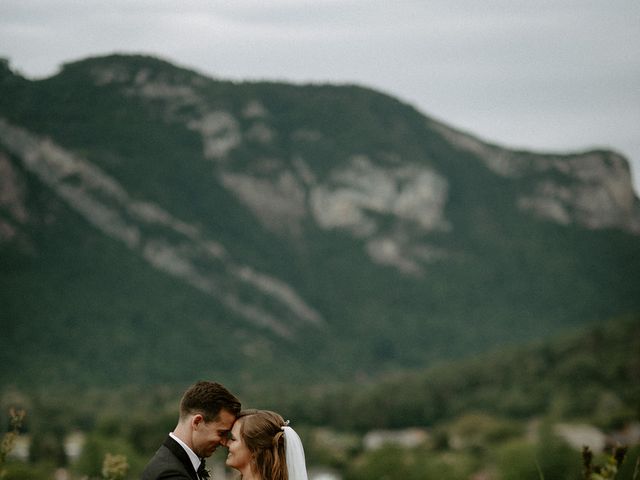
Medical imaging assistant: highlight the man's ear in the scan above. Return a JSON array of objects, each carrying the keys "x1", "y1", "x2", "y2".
[{"x1": 192, "y1": 414, "x2": 204, "y2": 428}]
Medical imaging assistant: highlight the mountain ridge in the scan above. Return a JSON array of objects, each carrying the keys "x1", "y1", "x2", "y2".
[{"x1": 1, "y1": 54, "x2": 639, "y2": 387}]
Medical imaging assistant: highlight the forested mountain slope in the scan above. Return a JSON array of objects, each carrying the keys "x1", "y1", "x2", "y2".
[{"x1": 1, "y1": 54, "x2": 639, "y2": 387}]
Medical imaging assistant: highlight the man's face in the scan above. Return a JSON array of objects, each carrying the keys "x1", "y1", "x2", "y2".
[{"x1": 191, "y1": 409, "x2": 236, "y2": 458}]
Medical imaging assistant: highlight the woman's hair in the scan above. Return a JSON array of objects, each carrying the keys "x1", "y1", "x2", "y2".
[{"x1": 237, "y1": 409, "x2": 288, "y2": 480}]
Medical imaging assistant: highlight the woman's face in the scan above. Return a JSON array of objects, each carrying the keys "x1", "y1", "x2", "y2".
[{"x1": 225, "y1": 419, "x2": 253, "y2": 472}]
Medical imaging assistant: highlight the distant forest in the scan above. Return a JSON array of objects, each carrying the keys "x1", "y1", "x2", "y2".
[
  {"x1": 1, "y1": 314, "x2": 638, "y2": 479},
  {"x1": 263, "y1": 313, "x2": 640, "y2": 431}
]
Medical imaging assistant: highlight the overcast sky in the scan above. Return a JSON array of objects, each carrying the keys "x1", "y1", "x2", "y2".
[{"x1": 1, "y1": 0, "x2": 639, "y2": 193}]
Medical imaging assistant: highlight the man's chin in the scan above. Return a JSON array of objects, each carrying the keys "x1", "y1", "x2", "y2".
[{"x1": 197, "y1": 447, "x2": 216, "y2": 458}]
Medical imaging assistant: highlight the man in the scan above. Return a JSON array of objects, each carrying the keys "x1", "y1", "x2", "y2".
[{"x1": 141, "y1": 381, "x2": 241, "y2": 480}]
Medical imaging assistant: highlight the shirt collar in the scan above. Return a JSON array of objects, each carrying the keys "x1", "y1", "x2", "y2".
[{"x1": 169, "y1": 432, "x2": 202, "y2": 473}]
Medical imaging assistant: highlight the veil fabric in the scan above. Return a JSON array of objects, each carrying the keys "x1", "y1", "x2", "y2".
[{"x1": 282, "y1": 426, "x2": 308, "y2": 480}]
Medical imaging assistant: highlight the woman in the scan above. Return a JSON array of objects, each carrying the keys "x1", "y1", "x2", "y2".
[{"x1": 225, "y1": 409, "x2": 308, "y2": 480}]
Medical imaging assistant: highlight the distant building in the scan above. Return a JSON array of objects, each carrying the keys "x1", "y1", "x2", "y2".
[
  {"x1": 554, "y1": 423, "x2": 606, "y2": 452},
  {"x1": 309, "y1": 467, "x2": 342, "y2": 480},
  {"x1": 63, "y1": 431, "x2": 86, "y2": 462},
  {"x1": 8, "y1": 434, "x2": 30, "y2": 461},
  {"x1": 363, "y1": 428, "x2": 429, "y2": 450}
]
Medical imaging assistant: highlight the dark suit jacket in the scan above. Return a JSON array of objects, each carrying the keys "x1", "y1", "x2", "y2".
[{"x1": 141, "y1": 435, "x2": 200, "y2": 480}]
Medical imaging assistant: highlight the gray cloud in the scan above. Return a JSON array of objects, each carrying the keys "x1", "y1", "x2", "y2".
[{"x1": 1, "y1": 0, "x2": 639, "y2": 191}]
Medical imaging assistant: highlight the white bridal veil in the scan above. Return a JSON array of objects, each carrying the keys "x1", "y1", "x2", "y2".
[{"x1": 282, "y1": 425, "x2": 308, "y2": 480}]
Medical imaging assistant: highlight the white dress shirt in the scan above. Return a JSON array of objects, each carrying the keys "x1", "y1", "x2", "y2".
[{"x1": 169, "y1": 432, "x2": 203, "y2": 474}]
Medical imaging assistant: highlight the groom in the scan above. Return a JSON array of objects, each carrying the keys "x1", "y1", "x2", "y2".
[{"x1": 141, "y1": 381, "x2": 241, "y2": 480}]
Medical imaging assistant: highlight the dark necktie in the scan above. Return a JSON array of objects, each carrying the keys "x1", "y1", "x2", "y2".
[{"x1": 197, "y1": 459, "x2": 209, "y2": 480}]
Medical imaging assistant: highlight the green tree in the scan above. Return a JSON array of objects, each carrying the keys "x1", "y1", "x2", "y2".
[
  {"x1": 73, "y1": 434, "x2": 137, "y2": 479},
  {"x1": 0, "y1": 409, "x2": 25, "y2": 480},
  {"x1": 496, "y1": 427, "x2": 580, "y2": 480}
]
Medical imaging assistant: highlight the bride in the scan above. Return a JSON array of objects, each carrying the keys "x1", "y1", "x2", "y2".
[{"x1": 225, "y1": 409, "x2": 308, "y2": 480}]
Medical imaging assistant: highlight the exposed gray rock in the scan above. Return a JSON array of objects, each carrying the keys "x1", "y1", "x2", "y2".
[
  {"x1": 309, "y1": 154, "x2": 450, "y2": 272},
  {"x1": 0, "y1": 117, "x2": 324, "y2": 337},
  {"x1": 311, "y1": 155, "x2": 450, "y2": 234},
  {"x1": 430, "y1": 120, "x2": 640, "y2": 234},
  {"x1": 220, "y1": 170, "x2": 307, "y2": 237},
  {"x1": 0, "y1": 218, "x2": 17, "y2": 242},
  {"x1": 292, "y1": 156, "x2": 317, "y2": 185},
  {"x1": 0, "y1": 152, "x2": 29, "y2": 224},
  {"x1": 56, "y1": 182, "x2": 141, "y2": 249},
  {"x1": 517, "y1": 187, "x2": 572, "y2": 226},
  {"x1": 517, "y1": 152, "x2": 640, "y2": 233},
  {"x1": 90, "y1": 65, "x2": 132, "y2": 86},
  {"x1": 365, "y1": 237, "x2": 422, "y2": 275},
  {"x1": 231, "y1": 265, "x2": 324, "y2": 327},
  {"x1": 242, "y1": 100, "x2": 268, "y2": 119},
  {"x1": 188, "y1": 111, "x2": 242, "y2": 160},
  {"x1": 132, "y1": 80, "x2": 199, "y2": 102},
  {"x1": 128, "y1": 201, "x2": 203, "y2": 239},
  {"x1": 310, "y1": 185, "x2": 378, "y2": 236},
  {"x1": 141, "y1": 239, "x2": 292, "y2": 338},
  {"x1": 216, "y1": 150, "x2": 451, "y2": 274},
  {"x1": 430, "y1": 120, "x2": 525, "y2": 177},
  {"x1": 245, "y1": 122, "x2": 276, "y2": 144}
]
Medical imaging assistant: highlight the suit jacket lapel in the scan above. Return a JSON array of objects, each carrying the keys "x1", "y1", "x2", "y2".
[{"x1": 163, "y1": 435, "x2": 199, "y2": 480}]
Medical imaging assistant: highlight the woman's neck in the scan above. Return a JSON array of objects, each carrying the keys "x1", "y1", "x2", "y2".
[{"x1": 240, "y1": 466, "x2": 261, "y2": 480}]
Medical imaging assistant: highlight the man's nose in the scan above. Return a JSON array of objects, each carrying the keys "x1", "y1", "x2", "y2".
[{"x1": 220, "y1": 436, "x2": 228, "y2": 447}]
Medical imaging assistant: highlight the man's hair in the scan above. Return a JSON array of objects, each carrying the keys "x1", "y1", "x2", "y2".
[{"x1": 179, "y1": 381, "x2": 241, "y2": 422}]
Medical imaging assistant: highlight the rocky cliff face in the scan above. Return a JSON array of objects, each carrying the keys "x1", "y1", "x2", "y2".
[
  {"x1": 76, "y1": 60, "x2": 457, "y2": 275},
  {"x1": 68, "y1": 57, "x2": 640, "y2": 277},
  {"x1": 1, "y1": 54, "x2": 639, "y2": 385},
  {"x1": 0, "y1": 117, "x2": 323, "y2": 339},
  {"x1": 431, "y1": 120, "x2": 640, "y2": 235},
  {"x1": 0, "y1": 150, "x2": 29, "y2": 243}
]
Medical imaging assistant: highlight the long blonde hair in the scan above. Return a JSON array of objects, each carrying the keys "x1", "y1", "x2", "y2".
[{"x1": 237, "y1": 409, "x2": 287, "y2": 480}]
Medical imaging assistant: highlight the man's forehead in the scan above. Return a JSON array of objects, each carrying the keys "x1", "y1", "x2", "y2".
[{"x1": 215, "y1": 409, "x2": 236, "y2": 428}]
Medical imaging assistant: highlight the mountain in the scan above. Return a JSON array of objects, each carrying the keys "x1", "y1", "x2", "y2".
[{"x1": 1, "y1": 54, "x2": 639, "y2": 388}]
